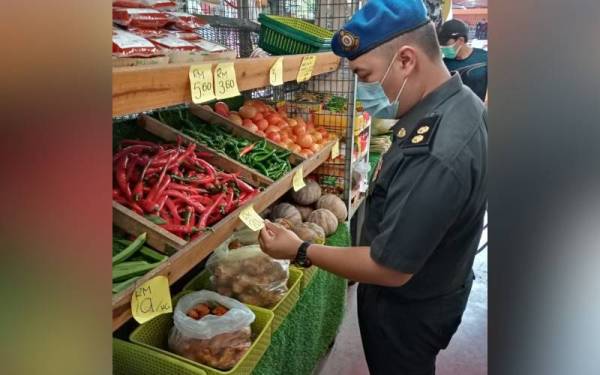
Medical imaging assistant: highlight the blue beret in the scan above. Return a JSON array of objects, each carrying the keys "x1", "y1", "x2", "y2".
[{"x1": 331, "y1": 0, "x2": 429, "y2": 60}]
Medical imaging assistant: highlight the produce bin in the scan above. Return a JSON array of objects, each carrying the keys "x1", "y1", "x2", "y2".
[
  {"x1": 130, "y1": 296, "x2": 274, "y2": 375},
  {"x1": 114, "y1": 338, "x2": 207, "y2": 375},
  {"x1": 258, "y1": 14, "x2": 333, "y2": 55},
  {"x1": 291, "y1": 265, "x2": 318, "y2": 291},
  {"x1": 183, "y1": 267, "x2": 303, "y2": 332}
]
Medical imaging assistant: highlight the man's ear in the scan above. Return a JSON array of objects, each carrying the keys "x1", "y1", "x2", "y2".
[{"x1": 397, "y1": 46, "x2": 417, "y2": 74}]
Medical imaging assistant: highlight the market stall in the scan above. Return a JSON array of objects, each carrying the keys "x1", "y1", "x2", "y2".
[{"x1": 112, "y1": 1, "x2": 365, "y2": 373}]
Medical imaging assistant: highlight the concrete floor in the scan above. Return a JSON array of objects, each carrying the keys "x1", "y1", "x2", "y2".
[{"x1": 314, "y1": 243, "x2": 488, "y2": 375}]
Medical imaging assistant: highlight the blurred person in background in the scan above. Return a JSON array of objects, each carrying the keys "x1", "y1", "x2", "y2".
[{"x1": 438, "y1": 19, "x2": 488, "y2": 101}]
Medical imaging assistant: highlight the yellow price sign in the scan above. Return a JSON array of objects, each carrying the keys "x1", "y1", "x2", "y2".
[
  {"x1": 269, "y1": 57, "x2": 284, "y2": 86},
  {"x1": 189, "y1": 64, "x2": 215, "y2": 104},
  {"x1": 296, "y1": 55, "x2": 317, "y2": 83},
  {"x1": 292, "y1": 166, "x2": 306, "y2": 192},
  {"x1": 214, "y1": 62, "x2": 241, "y2": 100},
  {"x1": 239, "y1": 204, "x2": 264, "y2": 231},
  {"x1": 331, "y1": 139, "x2": 340, "y2": 160},
  {"x1": 131, "y1": 276, "x2": 172, "y2": 324}
]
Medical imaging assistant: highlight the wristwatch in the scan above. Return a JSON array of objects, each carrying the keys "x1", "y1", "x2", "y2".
[{"x1": 293, "y1": 241, "x2": 312, "y2": 268}]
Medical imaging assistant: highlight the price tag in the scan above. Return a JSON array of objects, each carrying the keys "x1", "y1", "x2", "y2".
[
  {"x1": 131, "y1": 276, "x2": 172, "y2": 324},
  {"x1": 269, "y1": 57, "x2": 284, "y2": 86},
  {"x1": 296, "y1": 55, "x2": 317, "y2": 83},
  {"x1": 239, "y1": 204, "x2": 265, "y2": 231},
  {"x1": 189, "y1": 64, "x2": 215, "y2": 104},
  {"x1": 214, "y1": 62, "x2": 241, "y2": 100},
  {"x1": 292, "y1": 166, "x2": 306, "y2": 191},
  {"x1": 331, "y1": 139, "x2": 340, "y2": 160}
]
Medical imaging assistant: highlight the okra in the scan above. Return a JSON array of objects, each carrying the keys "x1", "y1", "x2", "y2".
[
  {"x1": 112, "y1": 261, "x2": 160, "y2": 282},
  {"x1": 112, "y1": 276, "x2": 141, "y2": 294},
  {"x1": 112, "y1": 232, "x2": 147, "y2": 265}
]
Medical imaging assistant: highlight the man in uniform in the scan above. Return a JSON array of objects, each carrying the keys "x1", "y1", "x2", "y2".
[{"x1": 258, "y1": 0, "x2": 487, "y2": 374}]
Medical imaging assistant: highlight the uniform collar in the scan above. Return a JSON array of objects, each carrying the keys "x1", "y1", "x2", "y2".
[{"x1": 392, "y1": 73, "x2": 463, "y2": 139}]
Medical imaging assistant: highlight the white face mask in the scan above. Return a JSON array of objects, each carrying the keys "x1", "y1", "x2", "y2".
[{"x1": 356, "y1": 51, "x2": 409, "y2": 119}]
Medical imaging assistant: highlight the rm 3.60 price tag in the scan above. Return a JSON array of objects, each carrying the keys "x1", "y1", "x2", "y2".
[
  {"x1": 131, "y1": 276, "x2": 172, "y2": 324},
  {"x1": 214, "y1": 62, "x2": 241, "y2": 100},
  {"x1": 189, "y1": 64, "x2": 215, "y2": 104}
]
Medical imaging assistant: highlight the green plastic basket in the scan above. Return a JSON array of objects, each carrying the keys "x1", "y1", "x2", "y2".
[
  {"x1": 291, "y1": 265, "x2": 318, "y2": 291},
  {"x1": 130, "y1": 293, "x2": 274, "y2": 375},
  {"x1": 183, "y1": 267, "x2": 303, "y2": 332},
  {"x1": 258, "y1": 14, "x2": 333, "y2": 55},
  {"x1": 114, "y1": 338, "x2": 207, "y2": 375}
]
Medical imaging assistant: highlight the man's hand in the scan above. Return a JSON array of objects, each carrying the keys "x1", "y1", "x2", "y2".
[{"x1": 259, "y1": 220, "x2": 303, "y2": 260}]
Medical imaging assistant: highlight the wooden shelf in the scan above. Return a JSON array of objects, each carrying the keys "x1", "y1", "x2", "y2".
[
  {"x1": 113, "y1": 52, "x2": 341, "y2": 117},
  {"x1": 112, "y1": 139, "x2": 335, "y2": 331}
]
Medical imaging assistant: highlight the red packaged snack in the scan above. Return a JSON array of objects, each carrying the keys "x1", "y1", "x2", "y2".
[
  {"x1": 166, "y1": 12, "x2": 207, "y2": 31},
  {"x1": 150, "y1": 35, "x2": 201, "y2": 51},
  {"x1": 113, "y1": 8, "x2": 170, "y2": 29},
  {"x1": 129, "y1": 26, "x2": 169, "y2": 38},
  {"x1": 112, "y1": 0, "x2": 177, "y2": 9},
  {"x1": 167, "y1": 30, "x2": 201, "y2": 41},
  {"x1": 193, "y1": 39, "x2": 228, "y2": 52},
  {"x1": 112, "y1": 29, "x2": 164, "y2": 57}
]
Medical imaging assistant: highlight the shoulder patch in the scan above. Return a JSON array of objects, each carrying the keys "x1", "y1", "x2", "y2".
[{"x1": 400, "y1": 113, "x2": 442, "y2": 155}]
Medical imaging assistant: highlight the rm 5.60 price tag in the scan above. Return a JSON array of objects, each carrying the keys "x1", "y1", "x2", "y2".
[
  {"x1": 189, "y1": 64, "x2": 215, "y2": 104},
  {"x1": 214, "y1": 62, "x2": 241, "y2": 100}
]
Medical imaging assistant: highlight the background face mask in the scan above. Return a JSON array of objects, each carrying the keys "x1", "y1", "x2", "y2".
[{"x1": 441, "y1": 43, "x2": 462, "y2": 59}]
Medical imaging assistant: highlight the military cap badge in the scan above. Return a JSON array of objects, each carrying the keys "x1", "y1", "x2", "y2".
[{"x1": 339, "y1": 30, "x2": 359, "y2": 51}]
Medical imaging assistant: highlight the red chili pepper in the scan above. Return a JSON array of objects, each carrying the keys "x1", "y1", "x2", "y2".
[
  {"x1": 113, "y1": 145, "x2": 155, "y2": 164},
  {"x1": 193, "y1": 158, "x2": 217, "y2": 176},
  {"x1": 133, "y1": 156, "x2": 154, "y2": 201},
  {"x1": 147, "y1": 154, "x2": 175, "y2": 203},
  {"x1": 167, "y1": 182, "x2": 200, "y2": 194},
  {"x1": 239, "y1": 142, "x2": 256, "y2": 157},
  {"x1": 186, "y1": 207, "x2": 195, "y2": 233},
  {"x1": 187, "y1": 194, "x2": 213, "y2": 206},
  {"x1": 165, "y1": 190, "x2": 206, "y2": 212},
  {"x1": 165, "y1": 198, "x2": 183, "y2": 224},
  {"x1": 161, "y1": 224, "x2": 198, "y2": 235},
  {"x1": 156, "y1": 193, "x2": 169, "y2": 213},
  {"x1": 234, "y1": 177, "x2": 255, "y2": 193},
  {"x1": 199, "y1": 192, "x2": 225, "y2": 228},
  {"x1": 225, "y1": 189, "x2": 235, "y2": 212},
  {"x1": 239, "y1": 190, "x2": 259, "y2": 205},
  {"x1": 116, "y1": 155, "x2": 132, "y2": 200}
]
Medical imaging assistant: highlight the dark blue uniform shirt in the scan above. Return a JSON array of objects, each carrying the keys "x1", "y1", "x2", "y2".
[{"x1": 361, "y1": 73, "x2": 487, "y2": 301}]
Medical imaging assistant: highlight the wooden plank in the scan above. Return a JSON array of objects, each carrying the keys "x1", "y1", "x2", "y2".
[
  {"x1": 113, "y1": 52, "x2": 341, "y2": 116},
  {"x1": 112, "y1": 139, "x2": 335, "y2": 331},
  {"x1": 139, "y1": 114, "x2": 274, "y2": 187},
  {"x1": 189, "y1": 104, "x2": 305, "y2": 165},
  {"x1": 113, "y1": 201, "x2": 186, "y2": 254}
]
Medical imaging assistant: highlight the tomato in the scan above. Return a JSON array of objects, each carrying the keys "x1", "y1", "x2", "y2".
[
  {"x1": 298, "y1": 133, "x2": 314, "y2": 148},
  {"x1": 290, "y1": 144, "x2": 302, "y2": 153},
  {"x1": 247, "y1": 124, "x2": 258, "y2": 132},
  {"x1": 306, "y1": 121, "x2": 315, "y2": 131},
  {"x1": 296, "y1": 117, "x2": 306, "y2": 128},
  {"x1": 239, "y1": 105, "x2": 257, "y2": 119},
  {"x1": 215, "y1": 102, "x2": 229, "y2": 117},
  {"x1": 310, "y1": 143, "x2": 320, "y2": 152},
  {"x1": 256, "y1": 119, "x2": 269, "y2": 131},
  {"x1": 280, "y1": 134, "x2": 290, "y2": 143},
  {"x1": 265, "y1": 125, "x2": 280, "y2": 134},
  {"x1": 287, "y1": 118, "x2": 298, "y2": 127},
  {"x1": 253, "y1": 112, "x2": 264, "y2": 122},
  {"x1": 256, "y1": 130, "x2": 266, "y2": 137},
  {"x1": 228, "y1": 113, "x2": 243, "y2": 126},
  {"x1": 311, "y1": 131, "x2": 323, "y2": 143},
  {"x1": 266, "y1": 131, "x2": 281, "y2": 142},
  {"x1": 299, "y1": 148, "x2": 314, "y2": 158},
  {"x1": 242, "y1": 118, "x2": 255, "y2": 127},
  {"x1": 289, "y1": 134, "x2": 298, "y2": 143},
  {"x1": 292, "y1": 125, "x2": 306, "y2": 137},
  {"x1": 321, "y1": 131, "x2": 330, "y2": 140},
  {"x1": 277, "y1": 120, "x2": 289, "y2": 130},
  {"x1": 316, "y1": 126, "x2": 327, "y2": 134},
  {"x1": 266, "y1": 113, "x2": 282, "y2": 125}
]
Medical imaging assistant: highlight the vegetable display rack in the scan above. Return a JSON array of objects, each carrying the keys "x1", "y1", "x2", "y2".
[{"x1": 112, "y1": 135, "x2": 335, "y2": 331}]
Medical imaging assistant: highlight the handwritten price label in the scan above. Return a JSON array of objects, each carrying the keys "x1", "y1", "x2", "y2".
[
  {"x1": 296, "y1": 55, "x2": 317, "y2": 83},
  {"x1": 131, "y1": 276, "x2": 172, "y2": 324},
  {"x1": 239, "y1": 205, "x2": 264, "y2": 231},
  {"x1": 331, "y1": 139, "x2": 340, "y2": 160},
  {"x1": 189, "y1": 64, "x2": 215, "y2": 104},
  {"x1": 292, "y1": 166, "x2": 306, "y2": 192},
  {"x1": 269, "y1": 57, "x2": 284, "y2": 86},
  {"x1": 214, "y1": 62, "x2": 241, "y2": 100}
]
